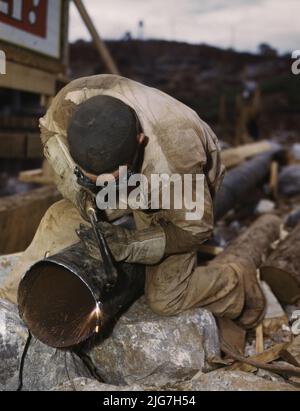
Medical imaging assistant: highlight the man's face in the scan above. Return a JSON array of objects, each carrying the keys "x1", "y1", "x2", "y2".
[{"x1": 80, "y1": 132, "x2": 146, "y2": 194}]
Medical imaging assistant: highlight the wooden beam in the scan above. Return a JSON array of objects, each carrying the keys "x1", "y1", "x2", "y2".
[
  {"x1": 256, "y1": 270, "x2": 264, "y2": 354},
  {"x1": 73, "y1": 0, "x2": 120, "y2": 75},
  {"x1": 221, "y1": 141, "x2": 274, "y2": 169},
  {"x1": 0, "y1": 133, "x2": 42, "y2": 159},
  {"x1": 0, "y1": 61, "x2": 56, "y2": 95},
  {"x1": 0, "y1": 115, "x2": 38, "y2": 130},
  {"x1": 0, "y1": 132, "x2": 26, "y2": 158},
  {"x1": 281, "y1": 336, "x2": 300, "y2": 367},
  {"x1": 226, "y1": 343, "x2": 288, "y2": 373},
  {"x1": 19, "y1": 169, "x2": 53, "y2": 185},
  {"x1": 0, "y1": 40, "x2": 65, "y2": 75},
  {"x1": 26, "y1": 133, "x2": 43, "y2": 159},
  {"x1": 269, "y1": 161, "x2": 279, "y2": 200}
]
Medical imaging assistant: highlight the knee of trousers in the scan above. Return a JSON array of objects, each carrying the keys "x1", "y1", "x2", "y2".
[
  {"x1": 145, "y1": 280, "x2": 184, "y2": 317},
  {"x1": 146, "y1": 297, "x2": 180, "y2": 316},
  {"x1": 42, "y1": 199, "x2": 78, "y2": 223},
  {"x1": 144, "y1": 270, "x2": 184, "y2": 317}
]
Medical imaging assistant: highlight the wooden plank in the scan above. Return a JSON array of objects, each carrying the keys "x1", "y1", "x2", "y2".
[
  {"x1": 0, "y1": 61, "x2": 56, "y2": 95},
  {"x1": 0, "y1": 133, "x2": 42, "y2": 159},
  {"x1": 0, "y1": 132, "x2": 26, "y2": 158},
  {"x1": 19, "y1": 169, "x2": 53, "y2": 185},
  {"x1": 269, "y1": 160, "x2": 279, "y2": 199},
  {"x1": 26, "y1": 133, "x2": 43, "y2": 159},
  {"x1": 0, "y1": 186, "x2": 61, "y2": 254},
  {"x1": 281, "y1": 336, "x2": 300, "y2": 367},
  {"x1": 19, "y1": 161, "x2": 56, "y2": 185},
  {"x1": 256, "y1": 270, "x2": 264, "y2": 354},
  {"x1": 74, "y1": 0, "x2": 120, "y2": 75},
  {"x1": 221, "y1": 141, "x2": 273, "y2": 169},
  {"x1": 227, "y1": 343, "x2": 288, "y2": 373},
  {"x1": 0, "y1": 40, "x2": 65, "y2": 75},
  {"x1": 0, "y1": 115, "x2": 38, "y2": 130}
]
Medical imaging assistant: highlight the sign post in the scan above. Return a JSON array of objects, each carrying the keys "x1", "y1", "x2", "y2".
[{"x1": 0, "y1": 0, "x2": 69, "y2": 95}]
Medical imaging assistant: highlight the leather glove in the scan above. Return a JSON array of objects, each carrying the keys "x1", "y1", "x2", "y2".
[
  {"x1": 75, "y1": 189, "x2": 96, "y2": 222},
  {"x1": 78, "y1": 222, "x2": 166, "y2": 265}
]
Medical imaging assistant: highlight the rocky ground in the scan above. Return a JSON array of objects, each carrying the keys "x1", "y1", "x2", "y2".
[
  {"x1": 1, "y1": 139, "x2": 300, "y2": 391},
  {"x1": 0, "y1": 295, "x2": 298, "y2": 392},
  {"x1": 70, "y1": 39, "x2": 300, "y2": 142}
]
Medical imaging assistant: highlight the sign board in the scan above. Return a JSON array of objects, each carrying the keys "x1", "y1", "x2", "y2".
[{"x1": 0, "y1": 0, "x2": 62, "y2": 59}]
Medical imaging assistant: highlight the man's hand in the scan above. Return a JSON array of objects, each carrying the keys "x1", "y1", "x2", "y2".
[
  {"x1": 75, "y1": 188, "x2": 97, "y2": 222},
  {"x1": 78, "y1": 222, "x2": 166, "y2": 265}
]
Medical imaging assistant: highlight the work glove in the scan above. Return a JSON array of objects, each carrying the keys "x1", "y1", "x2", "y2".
[
  {"x1": 75, "y1": 189, "x2": 96, "y2": 222},
  {"x1": 78, "y1": 222, "x2": 166, "y2": 265}
]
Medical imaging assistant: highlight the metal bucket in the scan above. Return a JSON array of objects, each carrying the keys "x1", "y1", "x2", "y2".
[{"x1": 18, "y1": 242, "x2": 145, "y2": 348}]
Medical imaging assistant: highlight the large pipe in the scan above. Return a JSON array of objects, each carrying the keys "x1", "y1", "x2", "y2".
[
  {"x1": 18, "y1": 241, "x2": 145, "y2": 349},
  {"x1": 214, "y1": 144, "x2": 285, "y2": 221}
]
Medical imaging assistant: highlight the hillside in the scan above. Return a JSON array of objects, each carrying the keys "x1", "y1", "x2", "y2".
[{"x1": 70, "y1": 39, "x2": 300, "y2": 142}]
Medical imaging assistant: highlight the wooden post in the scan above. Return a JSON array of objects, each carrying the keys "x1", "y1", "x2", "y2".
[
  {"x1": 221, "y1": 141, "x2": 274, "y2": 169},
  {"x1": 269, "y1": 161, "x2": 279, "y2": 200},
  {"x1": 256, "y1": 269, "x2": 264, "y2": 354},
  {"x1": 73, "y1": 0, "x2": 120, "y2": 75}
]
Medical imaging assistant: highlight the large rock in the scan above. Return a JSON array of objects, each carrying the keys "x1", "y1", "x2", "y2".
[
  {"x1": 170, "y1": 370, "x2": 298, "y2": 391},
  {"x1": 279, "y1": 165, "x2": 300, "y2": 196},
  {"x1": 255, "y1": 199, "x2": 275, "y2": 215},
  {"x1": 21, "y1": 337, "x2": 91, "y2": 391},
  {"x1": 52, "y1": 378, "x2": 145, "y2": 392},
  {"x1": 52, "y1": 371, "x2": 298, "y2": 392},
  {"x1": 0, "y1": 299, "x2": 29, "y2": 391},
  {"x1": 87, "y1": 297, "x2": 220, "y2": 386}
]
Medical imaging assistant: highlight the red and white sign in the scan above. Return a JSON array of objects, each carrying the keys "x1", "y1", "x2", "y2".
[{"x1": 0, "y1": 0, "x2": 62, "y2": 58}]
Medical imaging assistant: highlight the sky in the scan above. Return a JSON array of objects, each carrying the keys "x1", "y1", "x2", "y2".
[{"x1": 69, "y1": 0, "x2": 300, "y2": 54}]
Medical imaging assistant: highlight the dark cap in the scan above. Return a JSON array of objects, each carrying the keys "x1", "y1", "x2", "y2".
[{"x1": 67, "y1": 95, "x2": 139, "y2": 175}]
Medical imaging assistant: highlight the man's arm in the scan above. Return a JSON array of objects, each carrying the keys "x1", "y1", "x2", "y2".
[
  {"x1": 43, "y1": 134, "x2": 81, "y2": 208},
  {"x1": 155, "y1": 173, "x2": 215, "y2": 256},
  {"x1": 87, "y1": 172, "x2": 214, "y2": 265}
]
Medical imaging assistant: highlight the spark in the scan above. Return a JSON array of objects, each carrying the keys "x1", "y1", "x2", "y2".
[{"x1": 94, "y1": 302, "x2": 101, "y2": 334}]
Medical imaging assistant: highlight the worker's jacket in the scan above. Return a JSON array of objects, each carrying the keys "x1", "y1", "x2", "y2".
[{"x1": 40, "y1": 75, "x2": 225, "y2": 249}]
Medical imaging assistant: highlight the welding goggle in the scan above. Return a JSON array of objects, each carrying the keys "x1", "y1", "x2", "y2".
[
  {"x1": 75, "y1": 166, "x2": 136, "y2": 195},
  {"x1": 74, "y1": 134, "x2": 146, "y2": 195}
]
